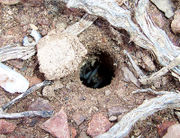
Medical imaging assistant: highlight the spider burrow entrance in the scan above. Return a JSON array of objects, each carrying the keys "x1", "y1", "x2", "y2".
[{"x1": 80, "y1": 51, "x2": 116, "y2": 89}]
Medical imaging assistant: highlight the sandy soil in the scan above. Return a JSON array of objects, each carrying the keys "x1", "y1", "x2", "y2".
[{"x1": 0, "y1": 0, "x2": 180, "y2": 137}]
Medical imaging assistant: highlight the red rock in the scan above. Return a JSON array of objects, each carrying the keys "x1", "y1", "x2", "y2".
[
  {"x1": 87, "y1": 113, "x2": 112, "y2": 137},
  {"x1": 163, "y1": 124, "x2": 180, "y2": 138},
  {"x1": 28, "y1": 98, "x2": 53, "y2": 111},
  {"x1": 72, "y1": 113, "x2": 86, "y2": 125},
  {"x1": 70, "y1": 127, "x2": 77, "y2": 138},
  {"x1": 27, "y1": 76, "x2": 42, "y2": 87},
  {"x1": 171, "y1": 10, "x2": 180, "y2": 34},
  {"x1": 108, "y1": 106, "x2": 129, "y2": 116},
  {"x1": 157, "y1": 121, "x2": 176, "y2": 137},
  {"x1": 40, "y1": 108, "x2": 70, "y2": 138},
  {"x1": 0, "y1": 120, "x2": 16, "y2": 134}
]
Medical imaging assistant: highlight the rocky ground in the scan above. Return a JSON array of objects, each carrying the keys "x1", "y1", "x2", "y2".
[{"x1": 0, "y1": 0, "x2": 180, "y2": 138}]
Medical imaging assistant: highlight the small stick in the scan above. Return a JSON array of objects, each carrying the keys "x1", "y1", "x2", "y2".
[
  {"x1": 0, "y1": 111, "x2": 53, "y2": 119},
  {"x1": 1, "y1": 80, "x2": 52, "y2": 111},
  {"x1": 123, "y1": 50, "x2": 145, "y2": 78},
  {"x1": 132, "y1": 88, "x2": 177, "y2": 95}
]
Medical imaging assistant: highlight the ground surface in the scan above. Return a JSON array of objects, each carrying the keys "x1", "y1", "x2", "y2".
[{"x1": 0, "y1": 0, "x2": 180, "y2": 138}]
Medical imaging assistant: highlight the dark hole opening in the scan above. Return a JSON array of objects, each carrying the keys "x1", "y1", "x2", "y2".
[{"x1": 80, "y1": 51, "x2": 115, "y2": 89}]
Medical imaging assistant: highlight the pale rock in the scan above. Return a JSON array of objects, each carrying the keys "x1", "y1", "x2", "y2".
[
  {"x1": 163, "y1": 124, "x2": 180, "y2": 138},
  {"x1": 109, "y1": 116, "x2": 117, "y2": 122},
  {"x1": 37, "y1": 30, "x2": 87, "y2": 80},
  {"x1": 105, "y1": 90, "x2": 111, "y2": 96},
  {"x1": 0, "y1": 63, "x2": 29, "y2": 93},
  {"x1": 171, "y1": 10, "x2": 180, "y2": 34},
  {"x1": 121, "y1": 67, "x2": 140, "y2": 87},
  {"x1": 42, "y1": 86, "x2": 55, "y2": 98},
  {"x1": 0, "y1": 0, "x2": 20, "y2": 5},
  {"x1": 0, "y1": 135, "x2": 6, "y2": 138},
  {"x1": 108, "y1": 106, "x2": 129, "y2": 116},
  {"x1": 136, "y1": 51, "x2": 156, "y2": 72},
  {"x1": 150, "y1": 0, "x2": 174, "y2": 18},
  {"x1": 42, "y1": 81, "x2": 63, "y2": 98},
  {"x1": 142, "y1": 54, "x2": 156, "y2": 72}
]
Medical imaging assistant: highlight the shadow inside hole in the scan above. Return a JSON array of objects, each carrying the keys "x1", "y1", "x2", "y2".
[{"x1": 80, "y1": 52, "x2": 115, "y2": 89}]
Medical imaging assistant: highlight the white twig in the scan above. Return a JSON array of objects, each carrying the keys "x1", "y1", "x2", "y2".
[
  {"x1": 123, "y1": 50, "x2": 145, "y2": 78},
  {"x1": 0, "y1": 81, "x2": 53, "y2": 119},
  {"x1": 0, "y1": 111, "x2": 53, "y2": 119},
  {"x1": 2, "y1": 80, "x2": 52, "y2": 111},
  {"x1": 132, "y1": 88, "x2": 177, "y2": 95}
]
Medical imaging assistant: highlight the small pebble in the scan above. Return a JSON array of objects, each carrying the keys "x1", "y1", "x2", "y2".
[
  {"x1": 105, "y1": 90, "x2": 111, "y2": 96},
  {"x1": 109, "y1": 116, "x2": 117, "y2": 122}
]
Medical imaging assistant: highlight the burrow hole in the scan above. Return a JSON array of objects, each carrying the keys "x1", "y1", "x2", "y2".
[{"x1": 80, "y1": 51, "x2": 116, "y2": 89}]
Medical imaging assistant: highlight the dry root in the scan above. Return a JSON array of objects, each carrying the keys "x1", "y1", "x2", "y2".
[
  {"x1": 65, "y1": 0, "x2": 180, "y2": 81},
  {"x1": 97, "y1": 89, "x2": 180, "y2": 138},
  {"x1": 0, "y1": 45, "x2": 35, "y2": 62}
]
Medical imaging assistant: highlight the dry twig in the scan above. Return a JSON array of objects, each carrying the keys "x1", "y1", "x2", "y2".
[
  {"x1": 0, "y1": 81, "x2": 53, "y2": 119},
  {"x1": 123, "y1": 50, "x2": 145, "y2": 78}
]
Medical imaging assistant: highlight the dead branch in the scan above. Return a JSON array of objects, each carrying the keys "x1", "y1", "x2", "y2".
[
  {"x1": 96, "y1": 90, "x2": 180, "y2": 138},
  {"x1": 65, "y1": 0, "x2": 180, "y2": 81},
  {"x1": 0, "y1": 81, "x2": 53, "y2": 119},
  {"x1": 2, "y1": 80, "x2": 52, "y2": 111},
  {"x1": 132, "y1": 88, "x2": 178, "y2": 95},
  {"x1": 0, "y1": 45, "x2": 35, "y2": 62},
  {"x1": 135, "y1": 0, "x2": 180, "y2": 79},
  {"x1": 0, "y1": 111, "x2": 53, "y2": 119}
]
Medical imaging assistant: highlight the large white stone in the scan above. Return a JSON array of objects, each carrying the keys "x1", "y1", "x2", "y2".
[
  {"x1": 37, "y1": 30, "x2": 87, "y2": 80},
  {"x1": 0, "y1": 62, "x2": 29, "y2": 93}
]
